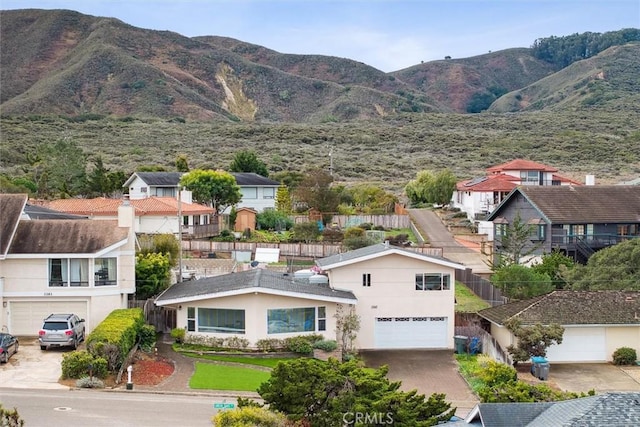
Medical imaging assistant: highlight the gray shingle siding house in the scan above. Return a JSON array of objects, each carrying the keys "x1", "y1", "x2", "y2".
[{"x1": 486, "y1": 185, "x2": 640, "y2": 264}]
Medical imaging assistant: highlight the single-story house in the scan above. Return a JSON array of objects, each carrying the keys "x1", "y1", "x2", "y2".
[
  {"x1": 458, "y1": 392, "x2": 640, "y2": 427},
  {"x1": 486, "y1": 185, "x2": 640, "y2": 264},
  {"x1": 154, "y1": 268, "x2": 357, "y2": 346},
  {"x1": 0, "y1": 194, "x2": 136, "y2": 335},
  {"x1": 477, "y1": 290, "x2": 640, "y2": 363},
  {"x1": 315, "y1": 242, "x2": 466, "y2": 350},
  {"x1": 44, "y1": 196, "x2": 215, "y2": 237}
]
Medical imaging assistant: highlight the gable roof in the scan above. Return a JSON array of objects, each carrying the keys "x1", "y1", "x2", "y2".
[
  {"x1": 487, "y1": 186, "x2": 640, "y2": 223},
  {"x1": 477, "y1": 290, "x2": 640, "y2": 326},
  {"x1": 315, "y1": 242, "x2": 465, "y2": 270},
  {"x1": 123, "y1": 172, "x2": 183, "y2": 187},
  {"x1": 465, "y1": 392, "x2": 640, "y2": 427},
  {"x1": 45, "y1": 197, "x2": 214, "y2": 216},
  {"x1": 232, "y1": 172, "x2": 280, "y2": 186},
  {"x1": 8, "y1": 220, "x2": 128, "y2": 254},
  {"x1": 0, "y1": 194, "x2": 27, "y2": 258},
  {"x1": 155, "y1": 268, "x2": 357, "y2": 305},
  {"x1": 456, "y1": 174, "x2": 519, "y2": 192},
  {"x1": 23, "y1": 203, "x2": 88, "y2": 220},
  {"x1": 487, "y1": 159, "x2": 558, "y2": 174}
]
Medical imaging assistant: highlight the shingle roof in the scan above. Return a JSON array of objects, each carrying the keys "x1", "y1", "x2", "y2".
[
  {"x1": 0, "y1": 194, "x2": 27, "y2": 257},
  {"x1": 45, "y1": 197, "x2": 213, "y2": 216},
  {"x1": 489, "y1": 185, "x2": 640, "y2": 223},
  {"x1": 155, "y1": 268, "x2": 357, "y2": 304},
  {"x1": 23, "y1": 203, "x2": 88, "y2": 220},
  {"x1": 316, "y1": 242, "x2": 464, "y2": 270},
  {"x1": 486, "y1": 159, "x2": 558, "y2": 173},
  {"x1": 465, "y1": 393, "x2": 640, "y2": 427},
  {"x1": 477, "y1": 290, "x2": 640, "y2": 326},
  {"x1": 232, "y1": 172, "x2": 280, "y2": 186},
  {"x1": 8, "y1": 220, "x2": 128, "y2": 254},
  {"x1": 133, "y1": 172, "x2": 183, "y2": 186}
]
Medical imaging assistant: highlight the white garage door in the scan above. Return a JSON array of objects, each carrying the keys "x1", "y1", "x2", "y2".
[
  {"x1": 374, "y1": 316, "x2": 448, "y2": 349},
  {"x1": 545, "y1": 327, "x2": 607, "y2": 362},
  {"x1": 9, "y1": 301, "x2": 88, "y2": 336}
]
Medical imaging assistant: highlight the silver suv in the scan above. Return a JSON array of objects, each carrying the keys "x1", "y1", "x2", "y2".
[{"x1": 38, "y1": 313, "x2": 85, "y2": 350}]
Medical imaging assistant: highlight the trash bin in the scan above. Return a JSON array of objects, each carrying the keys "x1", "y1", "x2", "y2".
[
  {"x1": 538, "y1": 362, "x2": 550, "y2": 381},
  {"x1": 454, "y1": 335, "x2": 468, "y2": 354},
  {"x1": 531, "y1": 356, "x2": 548, "y2": 378},
  {"x1": 469, "y1": 337, "x2": 482, "y2": 355}
]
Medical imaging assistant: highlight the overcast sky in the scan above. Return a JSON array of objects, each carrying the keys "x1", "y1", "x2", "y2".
[{"x1": 2, "y1": 0, "x2": 639, "y2": 72}]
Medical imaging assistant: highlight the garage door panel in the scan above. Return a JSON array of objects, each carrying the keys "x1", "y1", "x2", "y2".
[
  {"x1": 545, "y1": 328, "x2": 606, "y2": 362},
  {"x1": 9, "y1": 301, "x2": 88, "y2": 336},
  {"x1": 375, "y1": 316, "x2": 448, "y2": 349}
]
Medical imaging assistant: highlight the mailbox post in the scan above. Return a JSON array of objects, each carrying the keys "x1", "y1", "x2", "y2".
[{"x1": 126, "y1": 365, "x2": 133, "y2": 390}]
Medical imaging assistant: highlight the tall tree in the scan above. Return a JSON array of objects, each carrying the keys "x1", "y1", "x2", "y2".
[
  {"x1": 294, "y1": 169, "x2": 339, "y2": 222},
  {"x1": 229, "y1": 150, "x2": 269, "y2": 177},
  {"x1": 175, "y1": 155, "x2": 190, "y2": 172},
  {"x1": 493, "y1": 212, "x2": 541, "y2": 266},
  {"x1": 405, "y1": 169, "x2": 457, "y2": 206},
  {"x1": 275, "y1": 183, "x2": 292, "y2": 213},
  {"x1": 36, "y1": 139, "x2": 87, "y2": 198},
  {"x1": 87, "y1": 156, "x2": 110, "y2": 197},
  {"x1": 179, "y1": 169, "x2": 241, "y2": 215},
  {"x1": 491, "y1": 264, "x2": 553, "y2": 300}
]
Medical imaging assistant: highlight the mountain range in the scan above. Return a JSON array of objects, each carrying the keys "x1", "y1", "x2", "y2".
[{"x1": 2, "y1": 9, "x2": 639, "y2": 122}]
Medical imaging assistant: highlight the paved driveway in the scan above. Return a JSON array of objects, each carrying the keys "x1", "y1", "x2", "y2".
[
  {"x1": 540, "y1": 363, "x2": 640, "y2": 393},
  {"x1": 0, "y1": 337, "x2": 68, "y2": 389},
  {"x1": 360, "y1": 350, "x2": 479, "y2": 418}
]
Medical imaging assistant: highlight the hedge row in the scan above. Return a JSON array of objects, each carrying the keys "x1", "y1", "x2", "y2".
[{"x1": 86, "y1": 308, "x2": 145, "y2": 368}]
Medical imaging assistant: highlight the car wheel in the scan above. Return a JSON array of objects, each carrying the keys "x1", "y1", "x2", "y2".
[
  {"x1": 15, "y1": 342, "x2": 19, "y2": 354},
  {"x1": 40, "y1": 345, "x2": 47, "y2": 351},
  {"x1": 72, "y1": 338, "x2": 78, "y2": 350},
  {"x1": 1, "y1": 353, "x2": 7, "y2": 363}
]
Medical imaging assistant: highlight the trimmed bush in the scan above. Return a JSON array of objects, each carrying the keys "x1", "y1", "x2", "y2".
[
  {"x1": 76, "y1": 376, "x2": 105, "y2": 389},
  {"x1": 61, "y1": 350, "x2": 108, "y2": 379},
  {"x1": 476, "y1": 358, "x2": 518, "y2": 387},
  {"x1": 313, "y1": 339, "x2": 338, "y2": 352},
  {"x1": 256, "y1": 338, "x2": 285, "y2": 352},
  {"x1": 213, "y1": 406, "x2": 288, "y2": 427},
  {"x1": 224, "y1": 336, "x2": 250, "y2": 349},
  {"x1": 285, "y1": 336, "x2": 313, "y2": 355},
  {"x1": 612, "y1": 347, "x2": 637, "y2": 365},
  {"x1": 139, "y1": 324, "x2": 157, "y2": 351},
  {"x1": 86, "y1": 308, "x2": 144, "y2": 369},
  {"x1": 170, "y1": 327, "x2": 186, "y2": 343}
]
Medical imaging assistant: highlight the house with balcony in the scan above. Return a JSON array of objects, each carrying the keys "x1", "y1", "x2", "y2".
[
  {"x1": 451, "y1": 159, "x2": 581, "y2": 221},
  {"x1": 0, "y1": 194, "x2": 136, "y2": 336},
  {"x1": 486, "y1": 185, "x2": 640, "y2": 264}
]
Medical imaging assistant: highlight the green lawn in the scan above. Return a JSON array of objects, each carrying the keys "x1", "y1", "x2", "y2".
[
  {"x1": 455, "y1": 282, "x2": 491, "y2": 312},
  {"x1": 189, "y1": 362, "x2": 271, "y2": 391},
  {"x1": 181, "y1": 352, "x2": 291, "y2": 368}
]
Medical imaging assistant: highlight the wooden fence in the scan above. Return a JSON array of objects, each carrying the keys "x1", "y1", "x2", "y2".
[
  {"x1": 292, "y1": 214, "x2": 411, "y2": 230},
  {"x1": 456, "y1": 268, "x2": 507, "y2": 307},
  {"x1": 182, "y1": 240, "x2": 443, "y2": 259}
]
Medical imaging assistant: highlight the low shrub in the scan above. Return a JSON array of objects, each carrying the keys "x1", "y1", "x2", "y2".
[
  {"x1": 88, "y1": 342, "x2": 120, "y2": 372},
  {"x1": 61, "y1": 350, "x2": 108, "y2": 379},
  {"x1": 285, "y1": 336, "x2": 313, "y2": 354},
  {"x1": 224, "y1": 336, "x2": 250, "y2": 349},
  {"x1": 139, "y1": 324, "x2": 157, "y2": 351},
  {"x1": 256, "y1": 338, "x2": 286, "y2": 352},
  {"x1": 183, "y1": 334, "x2": 224, "y2": 348},
  {"x1": 313, "y1": 340, "x2": 338, "y2": 352},
  {"x1": 476, "y1": 358, "x2": 518, "y2": 387},
  {"x1": 170, "y1": 327, "x2": 185, "y2": 343},
  {"x1": 213, "y1": 406, "x2": 288, "y2": 427},
  {"x1": 612, "y1": 347, "x2": 637, "y2": 365},
  {"x1": 76, "y1": 376, "x2": 105, "y2": 389}
]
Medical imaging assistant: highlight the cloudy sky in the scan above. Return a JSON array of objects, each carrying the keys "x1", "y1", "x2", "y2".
[{"x1": 2, "y1": 0, "x2": 639, "y2": 72}]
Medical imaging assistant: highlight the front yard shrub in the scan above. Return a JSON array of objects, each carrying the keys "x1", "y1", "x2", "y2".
[
  {"x1": 313, "y1": 339, "x2": 338, "y2": 352},
  {"x1": 61, "y1": 350, "x2": 108, "y2": 379},
  {"x1": 256, "y1": 338, "x2": 286, "y2": 352},
  {"x1": 75, "y1": 376, "x2": 105, "y2": 389},
  {"x1": 224, "y1": 336, "x2": 250, "y2": 349},
  {"x1": 89, "y1": 342, "x2": 120, "y2": 372},
  {"x1": 170, "y1": 327, "x2": 185, "y2": 343},
  {"x1": 476, "y1": 358, "x2": 518, "y2": 387},
  {"x1": 612, "y1": 347, "x2": 637, "y2": 365},
  {"x1": 183, "y1": 334, "x2": 224, "y2": 348},
  {"x1": 0, "y1": 403, "x2": 24, "y2": 427},
  {"x1": 284, "y1": 336, "x2": 313, "y2": 354},
  {"x1": 138, "y1": 324, "x2": 157, "y2": 351},
  {"x1": 213, "y1": 406, "x2": 288, "y2": 427},
  {"x1": 321, "y1": 228, "x2": 343, "y2": 243},
  {"x1": 479, "y1": 379, "x2": 591, "y2": 403},
  {"x1": 86, "y1": 308, "x2": 144, "y2": 369}
]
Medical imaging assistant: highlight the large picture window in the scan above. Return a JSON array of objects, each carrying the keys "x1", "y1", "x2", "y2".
[
  {"x1": 241, "y1": 187, "x2": 258, "y2": 199},
  {"x1": 263, "y1": 187, "x2": 275, "y2": 199},
  {"x1": 95, "y1": 258, "x2": 117, "y2": 286},
  {"x1": 197, "y1": 308, "x2": 245, "y2": 334},
  {"x1": 49, "y1": 258, "x2": 89, "y2": 287},
  {"x1": 415, "y1": 273, "x2": 450, "y2": 291},
  {"x1": 268, "y1": 307, "x2": 316, "y2": 334}
]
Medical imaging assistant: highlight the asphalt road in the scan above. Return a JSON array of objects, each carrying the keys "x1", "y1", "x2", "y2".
[{"x1": 0, "y1": 388, "x2": 226, "y2": 427}]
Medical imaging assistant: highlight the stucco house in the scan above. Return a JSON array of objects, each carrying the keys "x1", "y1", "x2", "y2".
[
  {"x1": 123, "y1": 171, "x2": 280, "y2": 213},
  {"x1": 486, "y1": 185, "x2": 640, "y2": 264},
  {"x1": 155, "y1": 242, "x2": 464, "y2": 351},
  {"x1": 0, "y1": 194, "x2": 136, "y2": 336},
  {"x1": 44, "y1": 196, "x2": 215, "y2": 237},
  {"x1": 451, "y1": 159, "x2": 580, "y2": 222},
  {"x1": 315, "y1": 242, "x2": 465, "y2": 350},
  {"x1": 154, "y1": 268, "x2": 357, "y2": 346},
  {"x1": 477, "y1": 290, "x2": 640, "y2": 363}
]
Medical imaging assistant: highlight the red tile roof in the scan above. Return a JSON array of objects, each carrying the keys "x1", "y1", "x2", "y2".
[
  {"x1": 45, "y1": 197, "x2": 214, "y2": 216},
  {"x1": 486, "y1": 159, "x2": 558, "y2": 174},
  {"x1": 456, "y1": 174, "x2": 519, "y2": 192}
]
